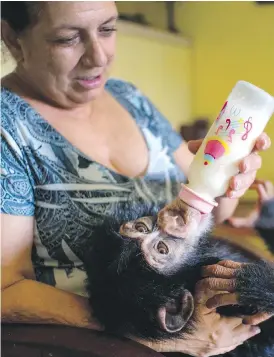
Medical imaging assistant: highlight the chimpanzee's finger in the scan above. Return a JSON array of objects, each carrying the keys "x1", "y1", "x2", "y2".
[
  {"x1": 251, "y1": 179, "x2": 268, "y2": 189},
  {"x1": 249, "y1": 181, "x2": 274, "y2": 201},
  {"x1": 264, "y1": 180, "x2": 274, "y2": 196},
  {"x1": 243, "y1": 312, "x2": 273, "y2": 325},
  {"x1": 197, "y1": 278, "x2": 237, "y2": 296},
  {"x1": 206, "y1": 292, "x2": 239, "y2": 309},
  {"x1": 194, "y1": 280, "x2": 218, "y2": 306},
  {"x1": 217, "y1": 260, "x2": 244, "y2": 269},
  {"x1": 257, "y1": 183, "x2": 271, "y2": 202},
  {"x1": 202, "y1": 264, "x2": 236, "y2": 278}
]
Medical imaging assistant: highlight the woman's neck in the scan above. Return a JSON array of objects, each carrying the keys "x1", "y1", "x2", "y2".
[{"x1": 2, "y1": 70, "x2": 100, "y2": 120}]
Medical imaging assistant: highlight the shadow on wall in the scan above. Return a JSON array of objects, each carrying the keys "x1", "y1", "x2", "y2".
[{"x1": 180, "y1": 118, "x2": 209, "y2": 142}]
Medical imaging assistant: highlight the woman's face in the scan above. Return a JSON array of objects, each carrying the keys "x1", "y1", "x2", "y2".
[{"x1": 16, "y1": 1, "x2": 118, "y2": 107}]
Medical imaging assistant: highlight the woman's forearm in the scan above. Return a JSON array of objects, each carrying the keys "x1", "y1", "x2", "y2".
[
  {"x1": 1, "y1": 279, "x2": 194, "y2": 354},
  {"x1": 129, "y1": 335, "x2": 197, "y2": 355},
  {"x1": 2, "y1": 278, "x2": 102, "y2": 330}
]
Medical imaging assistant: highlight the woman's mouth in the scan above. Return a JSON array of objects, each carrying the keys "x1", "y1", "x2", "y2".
[{"x1": 76, "y1": 75, "x2": 102, "y2": 90}]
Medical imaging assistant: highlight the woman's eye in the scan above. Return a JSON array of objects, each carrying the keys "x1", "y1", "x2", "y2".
[
  {"x1": 134, "y1": 222, "x2": 149, "y2": 234},
  {"x1": 54, "y1": 36, "x2": 79, "y2": 45},
  {"x1": 157, "y1": 241, "x2": 169, "y2": 255},
  {"x1": 99, "y1": 27, "x2": 117, "y2": 37}
]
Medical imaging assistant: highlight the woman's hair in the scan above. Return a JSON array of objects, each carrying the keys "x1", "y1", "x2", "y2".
[{"x1": 1, "y1": 1, "x2": 43, "y2": 33}]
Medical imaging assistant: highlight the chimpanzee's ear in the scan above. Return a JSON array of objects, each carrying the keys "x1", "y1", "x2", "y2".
[{"x1": 156, "y1": 290, "x2": 194, "y2": 333}]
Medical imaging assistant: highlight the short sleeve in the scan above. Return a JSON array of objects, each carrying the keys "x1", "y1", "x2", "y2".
[
  {"x1": 106, "y1": 79, "x2": 183, "y2": 155},
  {"x1": 1, "y1": 129, "x2": 35, "y2": 216},
  {"x1": 139, "y1": 92, "x2": 183, "y2": 154}
]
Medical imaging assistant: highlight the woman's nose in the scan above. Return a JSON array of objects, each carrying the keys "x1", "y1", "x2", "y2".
[{"x1": 82, "y1": 39, "x2": 107, "y2": 68}]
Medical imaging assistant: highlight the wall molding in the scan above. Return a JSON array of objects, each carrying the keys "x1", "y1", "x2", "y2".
[{"x1": 117, "y1": 20, "x2": 191, "y2": 47}]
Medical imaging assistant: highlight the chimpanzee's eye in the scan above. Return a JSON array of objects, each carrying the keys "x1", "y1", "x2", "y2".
[
  {"x1": 157, "y1": 241, "x2": 169, "y2": 255},
  {"x1": 134, "y1": 222, "x2": 149, "y2": 233}
]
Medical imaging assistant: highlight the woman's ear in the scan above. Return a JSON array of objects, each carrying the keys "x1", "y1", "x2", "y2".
[
  {"x1": 156, "y1": 290, "x2": 194, "y2": 333},
  {"x1": 1, "y1": 20, "x2": 24, "y2": 62}
]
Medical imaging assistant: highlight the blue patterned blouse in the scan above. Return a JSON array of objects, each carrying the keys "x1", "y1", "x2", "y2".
[{"x1": 1, "y1": 78, "x2": 186, "y2": 296}]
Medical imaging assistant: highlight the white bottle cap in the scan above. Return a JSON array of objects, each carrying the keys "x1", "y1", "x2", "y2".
[{"x1": 229, "y1": 81, "x2": 274, "y2": 115}]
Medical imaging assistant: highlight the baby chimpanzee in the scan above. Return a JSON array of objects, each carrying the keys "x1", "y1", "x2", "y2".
[{"x1": 84, "y1": 198, "x2": 274, "y2": 357}]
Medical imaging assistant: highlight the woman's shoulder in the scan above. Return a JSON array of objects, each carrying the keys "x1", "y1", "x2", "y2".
[
  {"x1": 1, "y1": 86, "x2": 46, "y2": 150},
  {"x1": 105, "y1": 77, "x2": 152, "y2": 120},
  {"x1": 105, "y1": 77, "x2": 142, "y2": 98},
  {"x1": 1, "y1": 88, "x2": 19, "y2": 132},
  {"x1": 1, "y1": 87, "x2": 27, "y2": 127},
  {"x1": 105, "y1": 77, "x2": 156, "y2": 119},
  {"x1": 1, "y1": 86, "x2": 23, "y2": 105},
  {"x1": 105, "y1": 78, "x2": 183, "y2": 156}
]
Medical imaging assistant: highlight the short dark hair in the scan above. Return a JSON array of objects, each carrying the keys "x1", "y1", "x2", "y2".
[{"x1": 1, "y1": 1, "x2": 43, "y2": 34}]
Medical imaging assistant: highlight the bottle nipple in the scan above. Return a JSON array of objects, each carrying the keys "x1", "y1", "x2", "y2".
[{"x1": 179, "y1": 184, "x2": 218, "y2": 214}]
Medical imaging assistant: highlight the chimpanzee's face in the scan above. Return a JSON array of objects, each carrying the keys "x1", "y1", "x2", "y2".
[
  {"x1": 86, "y1": 200, "x2": 213, "y2": 338},
  {"x1": 119, "y1": 199, "x2": 213, "y2": 275}
]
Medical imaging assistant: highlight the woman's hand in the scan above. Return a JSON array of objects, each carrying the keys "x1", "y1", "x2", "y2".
[
  {"x1": 228, "y1": 179, "x2": 274, "y2": 228},
  {"x1": 180, "y1": 278, "x2": 260, "y2": 356},
  {"x1": 188, "y1": 132, "x2": 271, "y2": 199},
  {"x1": 145, "y1": 277, "x2": 260, "y2": 357},
  {"x1": 188, "y1": 132, "x2": 271, "y2": 223}
]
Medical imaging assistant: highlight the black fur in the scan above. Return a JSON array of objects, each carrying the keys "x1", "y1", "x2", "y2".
[{"x1": 84, "y1": 201, "x2": 274, "y2": 356}]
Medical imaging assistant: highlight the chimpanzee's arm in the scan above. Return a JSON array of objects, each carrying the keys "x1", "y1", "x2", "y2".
[
  {"x1": 235, "y1": 261, "x2": 274, "y2": 313},
  {"x1": 255, "y1": 199, "x2": 274, "y2": 254},
  {"x1": 201, "y1": 260, "x2": 274, "y2": 315}
]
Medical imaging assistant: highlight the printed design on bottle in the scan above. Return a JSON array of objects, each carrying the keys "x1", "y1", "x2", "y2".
[
  {"x1": 203, "y1": 101, "x2": 253, "y2": 165},
  {"x1": 216, "y1": 101, "x2": 228, "y2": 122},
  {"x1": 241, "y1": 117, "x2": 253, "y2": 140},
  {"x1": 204, "y1": 136, "x2": 230, "y2": 166}
]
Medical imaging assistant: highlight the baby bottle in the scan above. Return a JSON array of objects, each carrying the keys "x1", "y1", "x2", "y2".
[{"x1": 179, "y1": 80, "x2": 274, "y2": 213}]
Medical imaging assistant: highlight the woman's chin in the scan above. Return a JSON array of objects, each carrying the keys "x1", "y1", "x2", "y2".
[{"x1": 68, "y1": 86, "x2": 105, "y2": 104}]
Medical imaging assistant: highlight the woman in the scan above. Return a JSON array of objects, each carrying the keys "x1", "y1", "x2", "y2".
[{"x1": 1, "y1": 2, "x2": 270, "y2": 356}]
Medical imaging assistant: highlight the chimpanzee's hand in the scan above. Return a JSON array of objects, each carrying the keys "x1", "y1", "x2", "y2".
[
  {"x1": 201, "y1": 260, "x2": 274, "y2": 325},
  {"x1": 228, "y1": 180, "x2": 274, "y2": 228}
]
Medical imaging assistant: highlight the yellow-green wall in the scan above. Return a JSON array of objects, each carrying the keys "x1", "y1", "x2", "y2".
[
  {"x1": 178, "y1": 2, "x2": 274, "y2": 115},
  {"x1": 179, "y1": 1, "x2": 274, "y2": 195},
  {"x1": 117, "y1": 1, "x2": 274, "y2": 194},
  {"x1": 111, "y1": 25, "x2": 192, "y2": 128}
]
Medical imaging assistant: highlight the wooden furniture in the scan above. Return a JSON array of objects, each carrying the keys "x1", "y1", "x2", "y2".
[
  {"x1": 180, "y1": 118, "x2": 209, "y2": 141},
  {"x1": 2, "y1": 324, "x2": 165, "y2": 357}
]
